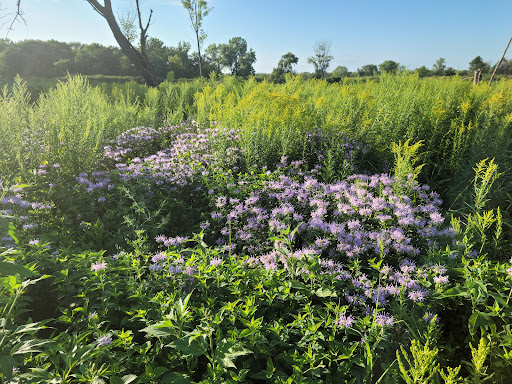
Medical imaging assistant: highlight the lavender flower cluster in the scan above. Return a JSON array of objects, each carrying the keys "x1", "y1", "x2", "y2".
[{"x1": 206, "y1": 159, "x2": 456, "y2": 263}]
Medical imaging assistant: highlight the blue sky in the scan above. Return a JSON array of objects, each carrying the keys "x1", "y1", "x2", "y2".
[{"x1": 4, "y1": 0, "x2": 512, "y2": 73}]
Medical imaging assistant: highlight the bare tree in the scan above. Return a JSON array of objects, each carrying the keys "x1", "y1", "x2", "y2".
[
  {"x1": 3, "y1": 0, "x2": 26, "y2": 38},
  {"x1": 181, "y1": 0, "x2": 212, "y2": 78},
  {"x1": 86, "y1": 0, "x2": 157, "y2": 86}
]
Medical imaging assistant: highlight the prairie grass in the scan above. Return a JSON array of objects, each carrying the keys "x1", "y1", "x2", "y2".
[{"x1": 195, "y1": 73, "x2": 512, "y2": 208}]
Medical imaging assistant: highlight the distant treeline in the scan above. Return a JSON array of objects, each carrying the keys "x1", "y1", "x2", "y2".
[
  {"x1": 0, "y1": 37, "x2": 256, "y2": 84},
  {"x1": 0, "y1": 38, "x2": 511, "y2": 86}
]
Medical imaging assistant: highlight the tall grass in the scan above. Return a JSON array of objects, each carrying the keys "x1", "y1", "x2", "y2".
[
  {"x1": 0, "y1": 76, "x2": 202, "y2": 178},
  {"x1": 1, "y1": 73, "x2": 510, "y2": 215},
  {"x1": 195, "y1": 73, "x2": 512, "y2": 207}
]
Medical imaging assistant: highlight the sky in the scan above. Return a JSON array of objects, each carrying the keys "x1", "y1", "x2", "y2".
[{"x1": 3, "y1": 0, "x2": 512, "y2": 74}]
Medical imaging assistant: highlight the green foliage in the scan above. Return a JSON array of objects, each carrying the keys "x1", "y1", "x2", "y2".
[
  {"x1": 218, "y1": 37, "x2": 257, "y2": 77},
  {"x1": 397, "y1": 340, "x2": 439, "y2": 383},
  {"x1": 433, "y1": 58, "x2": 447, "y2": 76},
  {"x1": 379, "y1": 60, "x2": 400, "y2": 74},
  {"x1": 466, "y1": 338, "x2": 491, "y2": 383},
  {"x1": 391, "y1": 139, "x2": 425, "y2": 193},
  {"x1": 1, "y1": 74, "x2": 512, "y2": 383},
  {"x1": 181, "y1": 0, "x2": 213, "y2": 77},
  {"x1": 469, "y1": 56, "x2": 491, "y2": 74},
  {"x1": 451, "y1": 158, "x2": 503, "y2": 258},
  {"x1": 307, "y1": 41, "x2": 333, "y2": 78},
  {"x1": 270, "y1": 52, "x2": 299, "y2": 83}
]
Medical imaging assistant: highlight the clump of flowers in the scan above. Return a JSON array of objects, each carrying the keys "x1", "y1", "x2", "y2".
[{"x1": 204, "y1": 157, "x2": 456, "y2": 266}]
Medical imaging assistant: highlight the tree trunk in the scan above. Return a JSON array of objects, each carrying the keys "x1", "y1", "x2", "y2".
[
  {"x1": 86, "y1": 0, "x2": 158, "y2": 87},
  {"x1": 196, "y1": 30, "x2": 203, "y2": 77}
]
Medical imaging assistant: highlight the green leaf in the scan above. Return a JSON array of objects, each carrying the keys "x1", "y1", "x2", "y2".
[
  {"x1": 11, "y1": 339, "x2": 49, "y2": 355},
  {"x1": 12, "y1": 321, "x2": 46, "y2": 336},
  {"x1": 289, "y1": 280, "x2": 307, "y2": 290},
  {"x1": 0, "y1": 355, "x2": 16, "y2": 380},
  {"x1": 265, "y1": 357, "x2": 275, "y2": 379},
  {"x1": 167, "y1": 334, "x2": 207, "y2": 357},
  {"x1": 315, "y1": 287, "x2": 337, "y2": 298},
  {"x1": 469, "y1": 311, "x2": 494, "y2": 336},
  {"x1": 0, "y1": 261, "x2": 32, "y2": 278},
  {"x1": 8, "y1": 222, "x2": 18, "y2": 244},
  {"x1": 0, "y1": 215, "x2": 13, "y2": 233},
  {"x1": 489, "y1": 291, "x2": 507, "y2": 306},
  {"x1": 161, "y1": 372, "x2": 193, "y2": 384},
  {"x1": 110, "y1": 375, "x2": 138, "y2": 384},
  {"x1": 439, "y1": 286, "x2": 468, "y2": 298},
  {"x1": 213, "y1": 339, "x2": 252, "y2": 368},
  {"x1": 141, "y1": 321, "x2": 175, "y2": 338}
]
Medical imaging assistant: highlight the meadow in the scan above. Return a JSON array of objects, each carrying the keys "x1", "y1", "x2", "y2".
[{"x1": 1, "y1": 73, "x2": 512, "y2": 383}]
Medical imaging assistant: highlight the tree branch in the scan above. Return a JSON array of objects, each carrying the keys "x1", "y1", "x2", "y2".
[
  {"x1": 86, "y1": 0, "x2": 106, "y2": 17},
  {"x1": 5, "y1": 0, "x2": 27, "y2": 38}
]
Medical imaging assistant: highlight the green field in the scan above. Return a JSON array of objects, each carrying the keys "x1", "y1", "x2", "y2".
[{"x1": 1, "y1": 74, "x2": 512, "y2": 383}]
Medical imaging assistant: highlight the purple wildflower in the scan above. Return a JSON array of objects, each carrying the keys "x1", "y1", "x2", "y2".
[
  {"x1": 336, "y1": 314, "x2": 355, "y2": 328},
  {"x1": 433, "y1": 275, "x2": 449, "y2": 285},
  {"x1": 408, "y1": 289, "x2": 428, "y2": 302},
  {"x1": 151, "y1": 253, "x2": 167, "y2": 263},
  {"x1": 210, "y1": 257, "x2": 223, "y2": 267},
  {"x1": 375, "y1": 313, "x2": 394, "y2": 327},
  {"x1": 97, "y1": 335, "x2": 112, "y2": 347},
  {"x1": 91, "y1": 262, "x2": 107, "y2": 272}
]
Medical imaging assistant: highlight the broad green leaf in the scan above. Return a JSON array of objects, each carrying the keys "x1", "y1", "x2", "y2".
[
  {"x1": 213, "y1": 339, "x2": 252, "y2": 368},
  {"x1": 0, "y1": 355, "x2": 16, "y2": 380},
  {"x1": 161, "y1": 372, "x2": 193, "y2": 384},
  {"x1": 11, "y1": 339, "x2": 49, "y2": 355},
  {"x1": 468, "y1": 311, "x2": 494, "y2": 336},
  {"x1": 0, "y1": 261, "x2": 32, "y2": 278},
  {"x1": 289, "y1": 280, "x2": 307, "y2": 290},
  {"x1": 12, "y1": 321, "x2": 46, "y2": 336},
  {"x1": 0, "y1": 215, "x2": 13, "y2": 232},
  {"x1": 8, "y1": 222, "x2": 18, "y2": 244},
  {"x1": 439, "y1": 286, "x2": 468, "y2": 298},
  {"x1": 489, "y1": 291, "x2": 507, "y2": 306},
  {"x1": 316, "y1": 287, "x2": 337, "y2": 298},
  {"x1": 167, "y1": 334, "x2": 207, "y2": 357},
  {"x1": 141, "y1": 321, "x2": 175, "y2": 338}
]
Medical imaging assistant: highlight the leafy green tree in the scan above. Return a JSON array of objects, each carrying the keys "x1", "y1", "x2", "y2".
[
  {"x1": 0, "y1": 39, "x2": 74, "y2": 78},
  {"x1": 357, "y1": 64, "x2": 378, "y2": 77},
  {"x1": 415, "y1": 66, "x2": 431, "y2": 78},
  {"x1": 168, "y1": 41, "x2": 197, "y2": 79},
  {"x1": 146, "y1": 38, "x2": 174, "y2": 81},
  {"x1": 204, "y1": 43, "x2": 222, "y2": 74},
  {"x1": 379, "y1": 60, "x2": 400, "y2": 74},
  {"x1": 495, "y1": 58, "x2": 512, "y2": 75},
  {"x1": 432, "y1": 57, "x2": 446, "y2": 76},
  {"x1": 307, "y1": 41, "x2": 333, "y2": 78},
  {"x1": 269, "y1": 52, "x2": 298, "y2": 83},
  {"x1": 181, "y1": 0, "x2": 212, "y2": 77},
  {"x1": 219, "y1": 37, "x2": 256, "y2": 77},
  {"x1": 444, "y1": 67, "x2": 457, "y2": 76},
  {"x1": 73, "y1": 43, "x2": 123, "y2": 76},
  {"x1": 332, "y1": 65, "x2": 349, "y2": 78},
  {"x1": 469, "y1": 56, "x2": 491, "y2": 73}
]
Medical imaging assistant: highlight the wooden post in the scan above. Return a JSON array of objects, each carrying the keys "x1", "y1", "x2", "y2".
[
  {"x1": 489, "y1": 36, "x2": 512, "y2": 86},
  {"x1": 473, "y1": 69, "x2": 483, "y2": 87}
]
